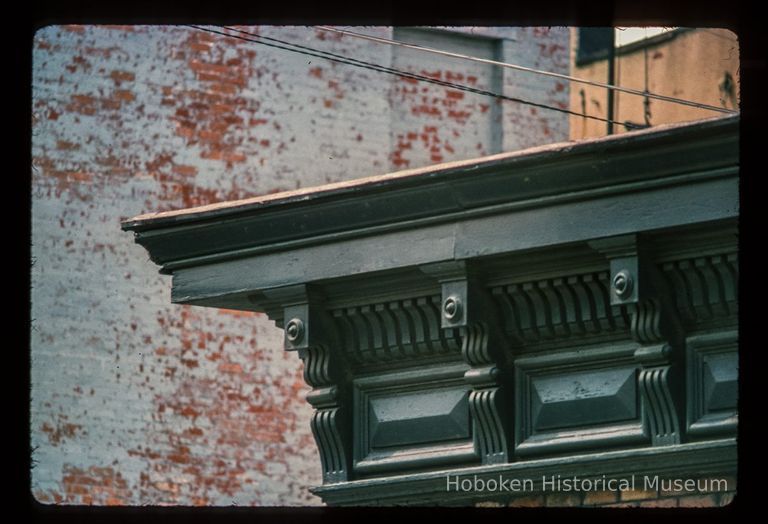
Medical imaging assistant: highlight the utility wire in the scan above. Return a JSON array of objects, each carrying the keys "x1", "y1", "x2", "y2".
[
  {"x1": 314, "y1": 25, "x2": 738, "y2": 115},
  {"x1": 188, "y1": 25, "x2": 625, "y2": 126}
]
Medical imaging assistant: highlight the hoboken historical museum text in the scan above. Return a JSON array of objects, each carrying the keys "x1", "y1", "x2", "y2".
[{"x1": 445, "y1": 474, "x2": 729, "y2": 493}]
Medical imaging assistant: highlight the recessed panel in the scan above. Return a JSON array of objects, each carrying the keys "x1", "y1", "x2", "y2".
[
  {"x1": 531, "y1": 368, "x2": 637, "y2": 431},
  {"x1": 369, "y1": 389, "x2": 470, "y2": 448},
  {"x1": 703, "y1": 352, "x2": 738, "y2": 411},
  {"x1": 353, "y1": 363, "x2": 477, "y2": 474},
  {"x1": 515, "y1": 344, "x2": 646, "y2": 456},
  {"x1": 687, "y1": 331, "x2": 738, "y2": 436}
]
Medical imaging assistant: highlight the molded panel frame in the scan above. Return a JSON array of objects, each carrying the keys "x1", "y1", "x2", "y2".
[
  {"x1": 353, "y1": 362, "x2": 478, "y2": 475},
  {"x1": 686, "y1": 330, "x2": 738, "y2": 436},
  {"x1": 515, "y1": 343, "x2": 647, "y2": 456}
]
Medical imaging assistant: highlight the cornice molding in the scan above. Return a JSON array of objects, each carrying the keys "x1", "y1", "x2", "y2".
[{"x1": 122, "y1": 116, "x2": 738, "y2": 275}]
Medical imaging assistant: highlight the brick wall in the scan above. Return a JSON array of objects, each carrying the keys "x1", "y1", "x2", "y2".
[{"x1": 30, "y1": 25, "x2": 569, "y2": 505}]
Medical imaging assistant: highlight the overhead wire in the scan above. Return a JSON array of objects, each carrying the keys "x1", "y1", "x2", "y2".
[
  {"x1": 187, "y1": 25, "x2": 626, "y2": 126},
  {"x1": 314, "y1": 25, "x2": 738, "y2": 115}
]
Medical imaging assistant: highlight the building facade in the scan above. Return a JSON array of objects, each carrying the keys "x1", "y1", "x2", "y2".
[
  {"x1": 125, "y1": 116, "x2": 738, "y2": 508},
  {"x1": 31, "y1": 25, "x2": 570, "y2": 505},
  {"x1": 569, "y1": 28, "x2": 739, "y2": 140}
]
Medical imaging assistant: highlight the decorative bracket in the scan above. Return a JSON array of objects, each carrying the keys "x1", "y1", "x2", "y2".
[
  {"x1": 261, "y1": 285, "x2": 353, "y2": 483},
  {"x1": 589, "y1": 235, "x2": 685, "y2": 445},
  {"x1": 421, "y1": 261, "x2": 512, "y2": 464}
]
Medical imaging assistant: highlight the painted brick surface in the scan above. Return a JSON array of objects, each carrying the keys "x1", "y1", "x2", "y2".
[{"x1": 30, "y1": 25, "x2": 569, "y2": 506}]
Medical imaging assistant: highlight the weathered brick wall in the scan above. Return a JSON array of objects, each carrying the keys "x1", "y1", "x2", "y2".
[{"x1": 30, "y1": 25, "x2": 569, "y2": 506}]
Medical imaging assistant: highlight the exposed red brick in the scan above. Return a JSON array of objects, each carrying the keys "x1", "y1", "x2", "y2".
[
  {"x1": 583, "y1": 490, "x2": 618, "y2": 505},
  {"x1": 620, "y1": 488, "x2": 657, "y2": 501},
  {"x1": 178, "y1": 405, "x2": 200, "y2": 419},
  {"x1": 189, "y1": 42, "x2": 213, "y2": 53},
  {"x1": 41, "y1": 419, "x2": 84, "y2": 445},
  {"x1": 509, "y1": 495, "x2": 544, "y2": 507},
  {"x1": 56, "y1": 140, "x2": 80, "y2": 151},
  {"x1": 411, "y1": 104, "x2": 441, "y2": 117},
  {"x1": 638, "y1": 498, "x2": 678, "y2": 508},
  {"x1": 218, "y1": 362, "x2": 243, "y2": 374},
  {"x1": 110, "y1": 70, "x2": 135, "y2": 84},
  {"x1": 677, "y1": 495, "x2": 719, "y2": 507},
  {"x1": 56, "y1": 465, "x2": 132, "y2": 505},
  {"x1": 114, "y1": 90, "x2": 135, "y2": 102},
  {"x1": 171, "y1": 165, "x2": 198, "y2": 177},
  {"x1": 188, "y1": 59, "x2": 230, "y2": 75},
  {"x1": 67, "y1": 94, "x2": 97, "y2": 115},
  {"x1": 101, "y1": 25, "x2": 136, "y2": 32}
]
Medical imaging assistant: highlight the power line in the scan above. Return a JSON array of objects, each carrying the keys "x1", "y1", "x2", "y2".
[
  {"x1": 205, "y1": 25, "x2": 624, "y2": 125},
  {"x1": 221, "y1": 25, "x2": 627, "y2": 126},
  {"x1": 314, "y1": 25, "x2": 738, "y2": 116},
  {"x1": 188, "y1": 25, "x2": 625, "y2": 127}
]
